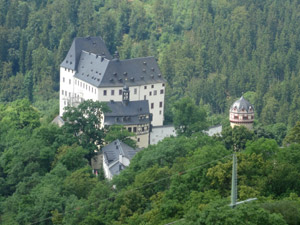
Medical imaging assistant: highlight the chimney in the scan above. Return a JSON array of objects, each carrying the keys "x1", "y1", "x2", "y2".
[{"x1": 114, "y1": 51, "x2": 120, "y2": 61}]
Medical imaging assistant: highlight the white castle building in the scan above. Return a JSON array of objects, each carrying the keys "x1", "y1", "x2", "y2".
[{"x1": 59, "y1": 36, "x2": 165, "y2": 127}]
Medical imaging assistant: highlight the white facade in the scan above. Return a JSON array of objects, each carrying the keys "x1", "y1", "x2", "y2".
[
  {"x1": 60, "y1": 67, "x2": 165, "y2": 126},
  {"x1": 150, "y1": 125, "x2": 176, "y2": 145}
]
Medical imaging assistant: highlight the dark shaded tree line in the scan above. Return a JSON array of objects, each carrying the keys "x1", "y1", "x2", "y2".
[{"x1": 0, "y1": 0, "x2": 300, "y2": 128}]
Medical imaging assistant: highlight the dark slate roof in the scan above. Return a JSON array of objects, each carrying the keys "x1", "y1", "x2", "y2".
[
  {"x1": 98, "y1": 57, "x2": 165, "y2": 87},
  {"x1": 103, "y1": 139, "x2": 137, "y2": 166},
  {"x1": 74, "y1": 55, "x2": 165, "y2": 87},
  {"x1": 108, "y1": 161, "x2": 125, "y2": 176},
  {"x1": 60, "y1": 36, "x2": 112, "y2": 70},
  {"x1": 104, "y1": 100, "x2": 150, "y2": 126},
  {"x1": 230, "y1": 96, "x2": 254, "y2": 113},
  {"x1": 74, "y1": 51, "x2": 110, "y2": 85}
]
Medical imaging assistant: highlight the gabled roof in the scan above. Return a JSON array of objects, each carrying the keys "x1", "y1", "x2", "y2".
[
  {"x1": 99, "y1": 57, "x2": 165, "y2": 87},
  {"x1": 74, "y1": 55, "x2": 165, "y2": 87},
  {"x1": 60, "y1": 36, "x2": 112, "y2": 70},
  {"x1": 104, "y1": 100, "x2": 151, "y2": 125},
  {"x1": 74, "y1": 51, "x2": 110, "y2": 86},
  {"x1": 61, "y1": 36, "x2": 165, "y2": 87},
  {"x1": 103, "y1": 139, "x2": 137, "y2": 166}
]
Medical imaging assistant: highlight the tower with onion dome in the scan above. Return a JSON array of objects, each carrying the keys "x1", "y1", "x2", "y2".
[{"x1": 229, "y1": 96, "x2": 254, "y2": 130}]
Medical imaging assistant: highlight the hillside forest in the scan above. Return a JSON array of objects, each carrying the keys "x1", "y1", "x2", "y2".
[
  {"x1": 1, "y1": 0, "x2": 300, "y2": 224},
  {"x1": 0, "y1": 0, "x2": 300, "y2": 128}
]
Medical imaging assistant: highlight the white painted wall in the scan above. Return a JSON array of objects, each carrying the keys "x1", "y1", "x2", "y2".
[
  {"x1": 59, "y1": 67, "x2": 76, "y2": 116},
  {"x1": 103, "y1": 159, "x2": 113, "y2": 180},
  {"x1": 60, "y1": 66, "x2": 165, "y2": 127},
  {"x1": 150, "y1": 125, "x2": 176, "y2": 145}
]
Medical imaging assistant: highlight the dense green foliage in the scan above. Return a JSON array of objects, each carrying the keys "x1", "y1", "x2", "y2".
[
  {"x1": 1, "y1": 0, "x2": 300, "y2": 224},
  {"x1": 1, "y1": 100, "x2": 300, "y2": 224},
  {"x1": 0, "y1": 0, "x2": 300, "y2": 128}
]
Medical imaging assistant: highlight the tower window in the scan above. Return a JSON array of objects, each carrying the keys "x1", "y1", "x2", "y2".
[
  {"x1": 151, "y1": 103, "x2": 154, "y2": 109},
  {"x1": 154, "y1": 90, "x2": 157, "y2": 95},
  {"x1": 159, "y1": 102, "x2": 163, "y2": 108},
  {"x1": 144, "y1": 86, "x2": 147, "y2": 89},
  {"x1": 151, "y1": 84, "x2": 154, "y2": 88},
  {"x1": 149, "y1": 91, "x2": 152, "y2": 96},
  {"x1": 160, "y1": 89, "x2": 164, "y2": 94},
  {"x1": 104, "y1": 90, "x2": 107, "y2": 96},
  {"x1": 111, "y1": 90, "x2": 115, "y2": 95}
]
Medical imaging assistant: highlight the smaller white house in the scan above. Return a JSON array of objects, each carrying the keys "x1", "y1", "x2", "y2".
[{"x1": 102, "y1": 139, "x2": 138, "y2": 179}]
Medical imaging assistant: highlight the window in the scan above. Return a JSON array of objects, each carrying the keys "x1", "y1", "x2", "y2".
[
  {"x1": 64, "y1": 101, "x2": 66, "y2": 105},
  {"x1": 154, "y1": 90, "x2": 157, "y2": 95},
  {"x1": 162, "y1": 83, "x2": 165, "y2": 87},
  {"x1": 65, "y1": 91, "x2": 67, "y2": 96},
  {"x1": 62, "y1": 90, "x2": 64, "y2": 95},
  {"x1": 151, "y1": 85, "x2": 154, "y2": 88},
  {"x1": 159, "y1": 110, "x2": 162, "y2": 115},
  {"x1": 137, "y1": 138, "x2": 140, "y2": 142},
  {"x1": 92, "y1": 87, "x2": 93, "y2": 93},
  {"x1": 144, "y1": 95, "x2": 146, "y2": 100},
  {"x1": 149, "y1": 91, "x2": 152, "y2": 96},
  {"x1": 80, "y1": 82, "x2": 82, "y2": 87},
  {"x1": 104, "y1": 90, "x2": 107, "y2": 96},
  {"x1": 159, "y1": 102, "x2": 163, "y2": 108},
  {"x1": 234, "y1": 115, "x2": 238, "y2": 119},
  {"x1": 151, "y1": 103, "x2": 154, "y2": 109},
  {"x1": 83, "y1": 83, "x2": 85, "y2": 88},
  {"x1": 86, "y1": 85, "x2": 88, "y2": 90},
  {"x1": 111, "y1": 90, "x2": 115, "y2": 96},
  {"x1": 69, "y1": 79, "x2": 71, "y2": 84},
  {"x1": 142, "y1": 127, "x2": 145, "y2": 132},
  {"x1": 128, "y1": 127, "x2": 132, "y2": 132},
  {"x1": 119, "y1": 89, "x2": 122, "y2": 95},
  {"x1": 144, "y1": 86, "x2": 147, "y2": 89},
  {"x1": 134, "y1": 88, "x2": 137, "y2": 94},
  {"x1": 69, "y1": 92, "x2": 71, "y2": 97},
  {"x1": 75, "y1": 80, "x2": 77, "y2": 85},
  {"x1": 89, "y1": 86, "x2": 90, "y2": 91},
  {"x1": 133, "y1": 127, "x2": 137, "y2": 132},
  {"x1": 63, "y1": 77, "x2": 65, "y2": 82},
  {"x1": 160, "y1": 89, "x2": 164, "y2": 94},
  {"x1": 95, "y1": 89, "x2": 97, "y2": 94}
]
